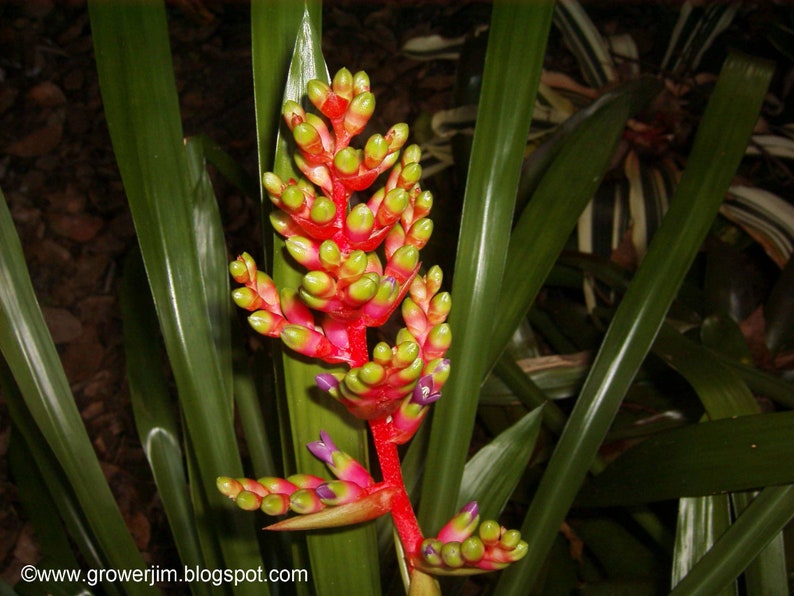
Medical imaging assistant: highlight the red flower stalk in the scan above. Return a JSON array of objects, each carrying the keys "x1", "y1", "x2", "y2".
[{"x1": 220, "y1": 67, "x2": 527, "y2": 577}]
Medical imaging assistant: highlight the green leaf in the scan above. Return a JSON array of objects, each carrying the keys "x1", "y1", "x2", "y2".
[
  {"x1": 458, "y1": 405, "x2": 545, "y2": 520},
  {"x1": 497, "y1": 51, "x2": 774, "y2": 593},
  {"x1": 669, "y1": 485, "x2": 794, "y2": 595},
  {"x1": 121, "y1": 250, "x2": 209, "y2": 587},
  {"x1": 420, "y1": 0, "x2": 555, "y2": 534},
  {"x1": 578, "y1": 411, "x2": 794, "y2": 506},
  {"x1": 88, "y1": 0, "x2": 264, "y2": 580},
  {"x1": 0, "y1": 187, "x2": 150, "y2": 593},
  {"x1": 257, "y1": 5, "x2": 381, "y2": 593}
]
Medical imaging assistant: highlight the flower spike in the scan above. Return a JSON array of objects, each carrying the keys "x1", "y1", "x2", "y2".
[{"x1": 222, "y1": 66, "x2": 527, "y2": 582}]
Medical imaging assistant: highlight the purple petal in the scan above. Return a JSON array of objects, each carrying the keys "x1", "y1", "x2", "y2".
[
  {"x1": 461, "y1": 501, "x2": 479, "y2": 518},
  {"x1": 315, "y1": 373, "x2": 339, "y2": 392},
  {"x1": 314, "y1": 483, "x2": 335, "y2": 500},
  {"x1": 411, "y1": 375, "x2": 441, "y2": 406},
  {"x1": 306, "y1": 430, "x2": 337, "y2": 465}
]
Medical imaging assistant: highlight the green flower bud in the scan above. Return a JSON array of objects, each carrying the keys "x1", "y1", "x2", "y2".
[
  {"x1": 231, "y1": 287, "x2": 260, "y2": 310},
  {"x1": 402, "y1": 144, "x2": 422, "y2": 166},
  {"x1": 310, "y1": 196, "x2": 336, "y2": 225},
  {"x1": 500, "y1": 529, "x2": 522, "y2": 550},
  {"x1": 248, "y1": 310, "x2": 284, "y2": 337},
  {"x1": 398, "y1": 162, "x2": 422, "y2": 188},
  {"x1": 334, "y1": 146, "x2": 361, "y2": 176},
  {"x1": 352, "y1": 71, "x2": 370, "y2": 95},
  {"x1": 318, "y1": 240, "x2": 342, "y2": 270},
  {"x1": 346, "y1": 273, "x2": 379, "y2": 304},
  {"x1": 216, "y1": 476, "x2": 242, "y2": 499},
  {"x1": 281, "y1": 185, "x2": 306, "y2": 212},
  {"x1": 282, "y1": 100, "x2": 305, "y2": 128},
  {"x1": 345, "y1": 92, "x2": 375, "y2": 136},
  {"x1": 235, "y1": 490, "x2": 261, "y2": 511},
  {"x1": 307, "y1": 79, "x2": 332, "y2": 111},
  {"x1": 407, "y1": 218, "x2": 434, "y2": 248},
  {"x1": 358, "y1": 361, "x2": 386, "y2": 385},
  {"x1": 342, "y1": 369, "x2": 369, "y2": 396},
  {"x1": 364, "y1": 134, "x2": 388, "y2": 169},
  {"x1": 332, "y1": 68, "x2": 354, "y2": 100},
  {"x1": 286, "y1": 237, "x2": 319, "y2": 269},
  {"x1": 421, "y1": 538, "x2": 443, "y2": 567},
  {"x1": 386, "y1": 245, "x2": 419, "y2": 281},
  {"x1": 372, "y1": 342, "x2": 392, "y2": 365},
  {"x1": 289, "y1": 488, "x2": 324, "y2": 514},
  {"x1": 426, "y1": 323, "x2": 452, "y2": 354},
  {"x1": 428, "y1": 292, "x2": 452, "y2": 324},
  {"x1": 262, "y1": 171, "x2": 284, "y2": 197},
  {"x1": 461, "y1": 536, "x2": 485, "y2": 564},
  {"x1": 339, "y1": 250, "x2": 368, "y2": 281},
  {"x1": 378, "y1": 188, "x2": 409, "y2": 225},
  {"x1": 478, "y1": 520, "x2": 502, "y2": 545},
  {"x1": 293, "y1": 122, "x2": 324, "y2": 155},
  {"x1": 345, "y1": 203, "x2": 375, "y2": 240},
  {"x1": 426, "y1": 265, "x2": 443, "y2": 295},
  {"x1": 302, "y1": 270, "x2": 336, "y2": 298},
  {"x1": 386, "y1": 123, "x2": 409, "y2": 151},
  {"x1": 414, "y1": 190, "x2": 434, "y2": 218},
  {"x1": 394, "y1": 341, "x2": 420, "y2": 367},
  {"x1": 441, "y1": 542, "x2": 464, "y2": 568},
  {"x1": 261, "y1": 493, "x2": 291, "y2": 516}
]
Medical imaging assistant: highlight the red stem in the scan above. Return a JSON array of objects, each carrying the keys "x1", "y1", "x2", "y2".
[{"x1": 347, "y1": 322, "x2": 424, "y2": 564}]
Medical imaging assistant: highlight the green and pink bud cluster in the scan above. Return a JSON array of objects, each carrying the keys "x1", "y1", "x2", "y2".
[
  {"x1": 217, "y1": 431, "x2": 397, "y2": 529},
  {"x1": 314, "y1": 266, "x2": 451, "y2": 440},
  {"x1": 222, "y1": 67, "x2": 527, "y2": 578},
  {"x1": 418, "y1": 503, "x2": 529, "y2": 575}
]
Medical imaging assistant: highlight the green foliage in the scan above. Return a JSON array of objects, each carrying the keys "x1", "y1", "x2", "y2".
[{"x1": 1, "y1": 1, "x2": 791, "y2": 594}]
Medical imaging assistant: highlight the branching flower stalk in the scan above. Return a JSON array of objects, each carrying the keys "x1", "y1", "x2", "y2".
[{"x1": 218, "y1": 67, "x2": 527, "y2": 578}]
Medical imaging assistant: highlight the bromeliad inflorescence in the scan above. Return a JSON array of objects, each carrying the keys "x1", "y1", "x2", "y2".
[{"x1": 218, "y1": 67, "x2": 527, "y2": 580}]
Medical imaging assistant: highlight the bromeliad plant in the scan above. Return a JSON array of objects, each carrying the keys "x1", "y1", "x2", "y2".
[{"x1": 216, "y1": 68, "x2": 528, "y2": 577}]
